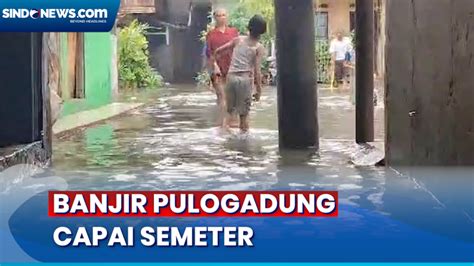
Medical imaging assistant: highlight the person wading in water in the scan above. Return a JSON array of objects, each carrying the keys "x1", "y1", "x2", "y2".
[
  {"x1": 214, "y1": 15, "x2": 267, "y2": 134},
  {"x1": 206, "y1": 8, "x2": 239, "y2": 128}
]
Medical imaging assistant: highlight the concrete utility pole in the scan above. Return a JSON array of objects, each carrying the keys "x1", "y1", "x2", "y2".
[
  {"x1": 274, "y1": 0, "x2": 318, "y2": 149},
  {"x1": 385, "y1": 0, "x2": 474, "y2": 165},
  {"x1": 355, "y1": 0, "x2": 375, "y2": 143}
]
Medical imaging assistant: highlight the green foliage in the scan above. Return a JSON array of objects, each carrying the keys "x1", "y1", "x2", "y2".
[
  {"x1": 118, "y1": 20, "x2": 163, "y2": 90},
  {"x1": 199, "y1": 15, "x2": 214, "y2": 43},
  {"x1": 195, "y1": 70, "x2": 211, "y2": 89},
  {"x1": 228, "y1": 6, "x2": 249, "y2": 34},
  {"x1": 315, "y1": 40, "x2": 332, "y2": 83},
  {"x1": 199, "y1": 0, "x2": 275, "y2": 46},
  {"x1": 227, "y1": 0, "x2": 275, "y2": 46},
  {"x1": 351, "y1": 30, "x2": 356, "y2": 47},
  {"x1": 261, "y1": 57, "x2": 270, "y2": 73},
  {"x1": 239, "y1": 0, "x2": 274, "y2": 35},
  {"x1": 316, "y1": 40, "x2": 331, "y2": 61}
]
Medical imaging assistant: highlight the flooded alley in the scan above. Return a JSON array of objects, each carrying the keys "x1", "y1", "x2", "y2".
[
  {"x1": 48, "y1": 84, "x2": 474, "y2": 248},
  {"x1": 1, "y1": 0, "x2": 474, "y2": 262},
  {"x1": 52, "y1": 85, "x2": 386, "y2": 191},
  {"x1": 4, "y1": 84, "x2": 459, "y2": 262}
]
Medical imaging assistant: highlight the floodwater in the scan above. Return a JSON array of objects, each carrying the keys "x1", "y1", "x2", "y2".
[
  {"x1": 4, "y1": 85, "x2": 473, "y2": 262},
  {"x1": 52, "y1": 85, "x2": 386, "y2": 190}
]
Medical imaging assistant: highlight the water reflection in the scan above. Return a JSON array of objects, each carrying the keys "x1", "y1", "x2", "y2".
[{"x1": 381, "y1": 167, "x2": 474, "y2": 242}]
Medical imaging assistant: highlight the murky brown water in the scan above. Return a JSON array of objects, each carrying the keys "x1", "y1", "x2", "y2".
[
  {"x1": 9, "y1": 84, "x2": 472, "y2": 247},
  {"x1": 52, "y1": 85, "x2": 385, "y2": 190}
]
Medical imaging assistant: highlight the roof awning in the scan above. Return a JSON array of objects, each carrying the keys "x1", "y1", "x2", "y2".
[{"x1": 119, "y1": 0, "x2": 156, "y2": 14}]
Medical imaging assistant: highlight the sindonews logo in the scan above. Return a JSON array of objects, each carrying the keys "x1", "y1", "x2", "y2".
[{"x1": 2, "y1": 8, "x2": 108, "y2": 19}]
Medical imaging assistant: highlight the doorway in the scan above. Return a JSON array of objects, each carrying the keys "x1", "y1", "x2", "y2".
[{"x1": 0, "y1": 33, "x2": 43, "y2": 147}]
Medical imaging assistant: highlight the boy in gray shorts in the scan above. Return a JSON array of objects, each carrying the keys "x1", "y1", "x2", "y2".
[{"x1": 213, "y1": 15, "x2": 267, "y2": 133}]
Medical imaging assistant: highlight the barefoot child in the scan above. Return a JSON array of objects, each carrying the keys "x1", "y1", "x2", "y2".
[{"x1": 213, "y1": 15, "x2": 267, "y2": 133}]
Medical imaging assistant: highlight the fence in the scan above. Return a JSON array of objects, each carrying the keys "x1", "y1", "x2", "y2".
[{"x1": 315, "y1": 39, "x2": 331, "y2": 84}]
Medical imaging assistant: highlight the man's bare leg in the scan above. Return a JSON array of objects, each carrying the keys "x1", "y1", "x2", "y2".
[
  {"x1": 222, "y1": 112, "x2": 233, "y2": 133},
  {"x1": 212, "y1": 77, "x2": 227, "y2": 128}
]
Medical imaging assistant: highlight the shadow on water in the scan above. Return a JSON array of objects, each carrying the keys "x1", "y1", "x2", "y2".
[{"x1": 273, "y1": 148, "x2": 319, "y2": 188}]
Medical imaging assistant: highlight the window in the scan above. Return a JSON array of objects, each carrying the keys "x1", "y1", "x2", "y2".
[
  {"x1": 315, "y1": 12, "x2": 329, "y2": 40},
  {"x1": 145, "y1": 26, "x2": 169, "y2": 46},
  {"x1": 350, "y1": 11, "x2": 356, "y2": 32}
]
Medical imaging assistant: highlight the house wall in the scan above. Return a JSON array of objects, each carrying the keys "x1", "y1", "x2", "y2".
[
  {"x1": 385, "y1": 0, "x2": 474, "y2": 165},
  {"x1": 315, "y1": 0, "x2": 386, "y2": 77},
  {"x1": 138, "y1": 0, "x2": 211, "y2": 83},
  {"x1": 171, "y1": 2, "x2": 210, "y2": 82},
  {"x1": 316, "y1": 0, "x2": 354, "y2": 38},
  {"x1": 84, "y1": 33, "x2": 113, "y2": 108},
  {"x1": 375, "y1": 0, "x2": 385, "y2": 77},
  {"x1": 60, "y1": 32, "x2": 113, "y2": 116},
  {"x1": 59, "y1": 33, "x2": 69, "y2": 98}
]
